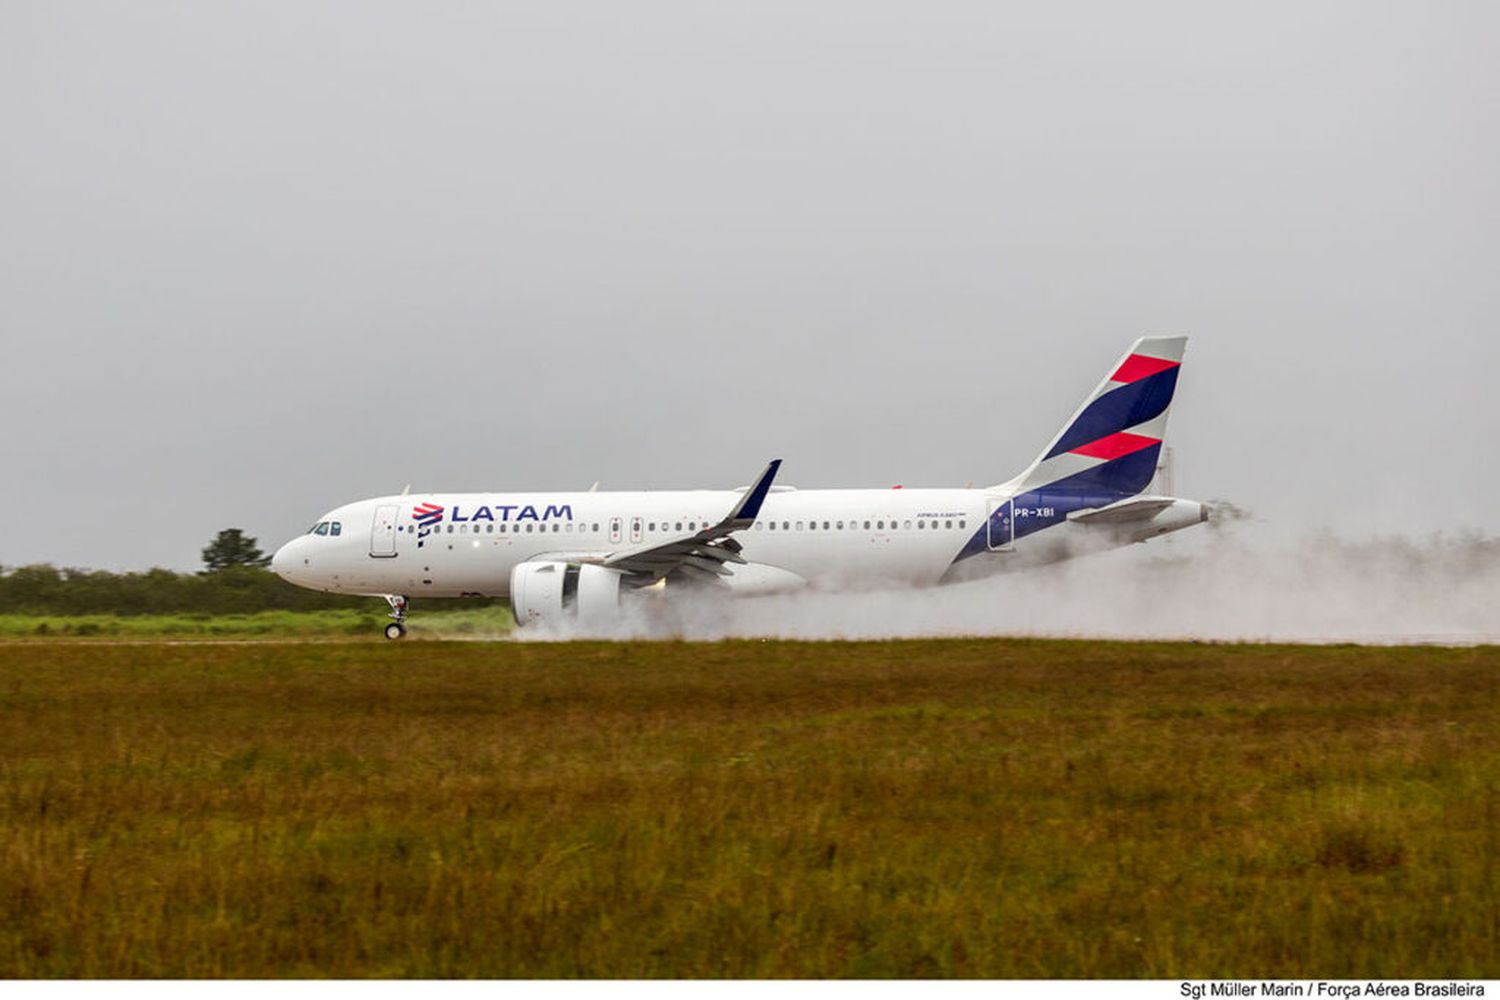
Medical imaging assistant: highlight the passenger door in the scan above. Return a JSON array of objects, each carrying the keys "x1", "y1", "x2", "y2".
[{"x1": 370, "y1": 504, "x2": 400, "y2": 557}]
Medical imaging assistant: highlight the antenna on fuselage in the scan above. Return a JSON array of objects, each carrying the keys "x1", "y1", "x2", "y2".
[
  {"x1": 400, "y1": 484, "x2": 411, "y2": 496},
  {"x1": 588, "y1": 481, "x2": 600, "y2": 493}
]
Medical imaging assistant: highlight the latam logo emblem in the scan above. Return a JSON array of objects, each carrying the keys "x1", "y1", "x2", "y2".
[{"x1": 412, "y1": 503, "x2": 444, "y2": 547}]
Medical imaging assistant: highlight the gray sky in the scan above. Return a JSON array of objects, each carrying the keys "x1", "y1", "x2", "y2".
[{"x1": 3, "y1": 1, "x2": 1497, "y2": 572}]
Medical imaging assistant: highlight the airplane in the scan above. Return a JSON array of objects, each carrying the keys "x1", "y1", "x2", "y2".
[{"x1": 271, "y1": 336, "x2": 1210, "y2": 637}]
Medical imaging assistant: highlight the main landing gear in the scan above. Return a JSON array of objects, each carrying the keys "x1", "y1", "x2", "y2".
[{"x1": 383, "y1": 594, "x2": 409, "y2": 640}]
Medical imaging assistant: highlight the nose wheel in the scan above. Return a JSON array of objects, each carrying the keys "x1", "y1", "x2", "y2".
[{"x1": 382, "y1": 594, "x2": 409, "y2": 640}]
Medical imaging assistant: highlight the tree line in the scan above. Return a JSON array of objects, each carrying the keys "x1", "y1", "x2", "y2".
[
  {"x1": 0, "y1": 564, "x2": 374, "y2": 615},
  {"x1": 0, "y1": 529, "x2": 487, "y2": 616}
]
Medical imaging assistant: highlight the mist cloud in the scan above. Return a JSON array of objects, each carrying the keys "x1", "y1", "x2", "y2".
[{"x1": 518, "y1": 520, "x2": 1500, "y2": 644}]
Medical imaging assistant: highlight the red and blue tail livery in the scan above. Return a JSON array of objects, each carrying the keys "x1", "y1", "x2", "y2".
[
  {"x1": 1024, "y1": 335, "x2": 1184, "y2": 497},
  {"x1": 271, "y1": 335, "x2": 1211, "y2": 637},
  {"x1": 951, "y1": 336, "x2": 1196, "y2": 565}
]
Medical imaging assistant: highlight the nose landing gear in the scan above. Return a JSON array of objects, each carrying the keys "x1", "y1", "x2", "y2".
[{"x1": 382, "y1": 594, "x2": 409, "y2": 639}]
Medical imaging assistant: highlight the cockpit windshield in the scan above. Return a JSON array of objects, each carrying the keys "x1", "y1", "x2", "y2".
[{"x1": 312, "y1": 522, "x2": 330, "y2": 536}]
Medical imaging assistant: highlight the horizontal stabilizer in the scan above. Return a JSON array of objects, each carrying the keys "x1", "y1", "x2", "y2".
[{"x1": 1066, "y1": 496, "x2": 1176, "y2": 524}]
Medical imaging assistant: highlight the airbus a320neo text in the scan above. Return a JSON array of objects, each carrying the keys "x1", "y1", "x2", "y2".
[{"x1": 272, "y1": 337, "x2": 1210, "y2": 637}]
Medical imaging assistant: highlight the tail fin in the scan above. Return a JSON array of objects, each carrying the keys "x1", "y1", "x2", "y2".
[{"x1": 1002, "y1": 336, "x2": 1187, "y2": 497}]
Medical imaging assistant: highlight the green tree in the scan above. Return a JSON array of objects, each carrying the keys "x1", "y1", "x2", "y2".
[{"x1": 201, "y1": 529, "x2": 271, "y2": 573}]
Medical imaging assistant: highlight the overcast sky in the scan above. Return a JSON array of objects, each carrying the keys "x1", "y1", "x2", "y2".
[{"x1": 3, "y1": 1, "x2": 1496, "y2": 571}]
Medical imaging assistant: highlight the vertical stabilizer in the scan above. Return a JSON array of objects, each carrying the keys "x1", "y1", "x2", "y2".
[{"x1": 1000, "y1": 336, "x2": 1187, "y2": 497}]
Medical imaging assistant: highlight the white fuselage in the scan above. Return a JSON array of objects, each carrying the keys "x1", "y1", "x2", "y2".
[
  {"x1": 274, "y1": 488, "x2": 984, "y2": 598},
  {"x1": 270, "y1": 485, "x2": 1205, "y2": 600}
]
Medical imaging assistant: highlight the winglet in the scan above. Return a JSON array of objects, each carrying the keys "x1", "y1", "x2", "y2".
[{"x1": 725, "y1": 459, "x2": 782, "y2": 526}]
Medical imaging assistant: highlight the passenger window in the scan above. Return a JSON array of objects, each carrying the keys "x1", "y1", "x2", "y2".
[
  {"x1": 330, "y1": 522, "x2": 342, "y2": 536},
  {"x1": 836, "y1": 521, "x2": 844, "y2": 529},
  {"x1": 314, "y1": 522, "x2": 329, "y2": 536},
  {"x1": 945, "y1": 520, "x2": 953, "y2": 529},
  {"x1": 877, "y1": 521, "x2": 884, "y2": 530},
  {"x1": 552, "y1": 523, "x2": 560, "y2": 532},
  {"x1": 769, "y1": 521, "x2": 776, "y2": 531},
  {"x1": 783, "y1": 521, "x2": 790, "y2": 531},
  {"x1": 460, "y1": 524, "x2": 467, "y2": 533},
  {"x1": 688, "y1": 522, "x2": 696, "y2": 530},
  {"x1": 649, "y1": 523, "x2": 656, "y2": 531},
  {"x1": 499, "y1": 524, "x2": 507, "y2": 533},
  {"x1": 487, "y1": 524, "x2": 494, "y2": 533},
  {"x1": 796, "y1": 521, "x2": 804, "y2": 531},
  {"x1": 526, "y1": 524, "x2": 533, "y2": 533},
  {"x1": 904, "y1": 520, "x2": 911, "y2": 530},
  {"x1": 918, "y1": 520, "x2": 925, "y2": 529},
  {"x1": 959, "y1": 520, "x2": 966, "y2": 529},
  {"x1": 675, "y1": 522, "x2": 682, "y2": 531},
  {"x1": 863, "y1": 521, "x2": 871, "y2": 530},
  {"x1": 823, "y1": 521, "x2": 830, "y2": 530}
]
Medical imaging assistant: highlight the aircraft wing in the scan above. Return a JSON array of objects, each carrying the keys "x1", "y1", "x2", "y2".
[{"x1": 601, "y1": 459, "x2": 781, "y2": 587}]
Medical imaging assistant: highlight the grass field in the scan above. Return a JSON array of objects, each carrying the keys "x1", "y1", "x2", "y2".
[
  {"x1": 0, "y1": 608, "x2": 513, "y2": 640},
  {"x1": 1, "y1": 638, "x2": 1496, "y2": 978}
]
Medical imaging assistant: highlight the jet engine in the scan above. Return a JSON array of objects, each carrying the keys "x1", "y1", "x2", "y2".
[{"x1": 509, "y1": 562, "x2": 624, "y2": 629}]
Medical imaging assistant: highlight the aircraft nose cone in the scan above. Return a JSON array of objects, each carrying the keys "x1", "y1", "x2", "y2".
[{"x1": 271, "y1": 541, "x2": 294, "y2": 580}]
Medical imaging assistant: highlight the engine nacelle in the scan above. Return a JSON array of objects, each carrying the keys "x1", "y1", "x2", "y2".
[{"x1": 509, "y1": 561, "x2": 624, "y2": 629}]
